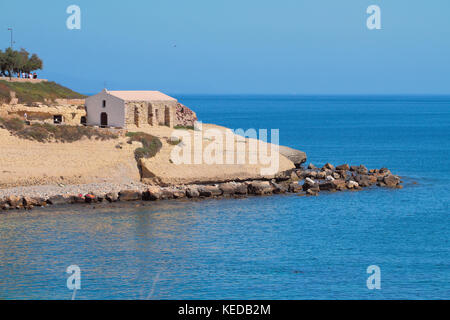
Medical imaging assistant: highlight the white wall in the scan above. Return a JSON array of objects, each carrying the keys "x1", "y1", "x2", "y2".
[{"x1": 85, "y1": 90, "x2": 125, "y2": 128}]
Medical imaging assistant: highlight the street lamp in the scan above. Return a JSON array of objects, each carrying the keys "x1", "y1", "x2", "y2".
[{"x1": 7, "y1": 27, "x2": 13, "y2": 49}]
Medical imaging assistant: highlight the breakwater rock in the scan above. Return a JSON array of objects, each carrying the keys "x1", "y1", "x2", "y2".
[{"x1": 0, "y1": 164, "x2": 402, "y2": 212}]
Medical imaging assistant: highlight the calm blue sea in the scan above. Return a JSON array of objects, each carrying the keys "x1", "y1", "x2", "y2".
[{"x1": 0, "y1": 95, "x2": 449, "y2": 300}]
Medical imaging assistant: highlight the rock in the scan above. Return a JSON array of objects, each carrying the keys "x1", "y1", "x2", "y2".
[
  {"x1": 306, "y1": 188, "x2": 319, "y2": 196},
  {"x1": 332, "y1": 179, "x2": 347, "y2": 191},
  {"x1": 198, "y1": 185, "x2": 222, "y2": 197},
  {"x1": 296, "y1": 170, "x2": 309, "y2": 179},
  {"x1": 325, "y1": 175, "x2": 335, "y2": 181},
  {"x1": 234, "y1": 183, "x2": 248, "y2": 195},
  {"x1": 308, "y1": 171, "x2": 318, "y2": 178},
  {"x1": 302, "y1": 177, "x2": 317, "y2": 190},
  {"x1": 248, "y1": 181, "x2": 273, "y2": 195},
  {"x1": 346, "y1": 181, "x2": 359, "y2": 189},
  {"x1": 323, "y1": 163, "x2": 335, "y2": 171},
  {"x1": 119, "y1": 190, "x2": 142, "y2": 201},
  {"x1": 47, "y1": 195, "x2": 71, "y2": 206},
  {"x1": 288, "y1": 182, "x2": 303, "y2": 193},
  {"x1": 316, "y1": 171, "x2": 326, "y2": 179},
  {"x1": 332, "y1": 172, "x2": 341, "y2": 179},
  {"x1": 383, "y1": 175, "x2": 400, "y2": 187},
  {"x1": 1, "y1": 203, "x2": 10, "y2": 211},
  {"x1": 172, "y1": 189, "x2": 186, "y2": 198},
  {"x1": 23, "y1": 196, "x2": 45, "y2": 207},
  {"x1": 319, "y1": 181, "x2": 336, "y2": 191},
  {"x1": 307, "y1": 163, "x2": 316, "y2": 170},
  {"x1": 105, "y1": 192, "x2": 119, "y2": 202},
  {"x1": 186, "y1": 186, "x2": 200, "y2": 198},
  {"x1": 336, "y1": 164, "x2": 350, "y2": 171},
  {"x1": 271, "y1": 181, "x2": 287, "y2": 194},
  {"x1": 290, "y1": 171, "x2": 300, "y2": 181},
  {"x1": 219, "y1": 183, "x2": 238, "y2": 196},
  {"x1": 160, "y1": 189, "x2": 175, "y2": 200},
  {"x1": 143, "y1": 186, "x2": 163, "y2": 200},
  {"x1": 350, "y1": 166, "x2": 359, "y2": 172},
  {"x1": 7, "y1": 195, "x2": 22, "y2": 207},
  {"x1": 354, "y1": 174, "x2": 372, "y2": 188},
  {"x1": 356, "y1": 165, "x2": 368, "y2": 175},
  {"x1": 278, "y1": 145, "x2": 307, "y2": 168}
]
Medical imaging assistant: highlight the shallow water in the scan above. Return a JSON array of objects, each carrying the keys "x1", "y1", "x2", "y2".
[{"x1": 0, "y1": 95, "x2": 449, "y2": 299}]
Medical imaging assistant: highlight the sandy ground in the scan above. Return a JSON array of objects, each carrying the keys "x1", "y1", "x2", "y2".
[
  {"x1": 0, "y1": 128, "x2": 140, "y2": 188},
  {"x1": 0, "y1": 123, "x2": 294, "y2": 189}
]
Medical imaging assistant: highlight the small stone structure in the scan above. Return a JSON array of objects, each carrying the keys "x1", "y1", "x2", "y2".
[{"x1": 85, "y1": 89, "x2": 196, "y2": 129}]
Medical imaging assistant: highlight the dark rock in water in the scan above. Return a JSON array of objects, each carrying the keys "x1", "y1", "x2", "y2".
[
  {"x1": 319, "y1": 181, "x2": 335, "y2": 191},
  {"x1": 289, "y1": 182, "x2": 303, "y2": 193},
  {"x1": 172, "y1": 189, "x2": 186, "y2": 199},
  {"x1": 186, "y1": 187, "x2": 200, "y2": 198},
  {"x1": 356, "y1": 165, "x2": 369, "y2": 175},
  {"x1": 198, "y1": 185, "x2": 222, "y2": 197},
  {"x1": 142, "y1": 187, "x2": 162, "y2": 200},
  {"x1": 336, "y1": 164, "x2": 350, "y2": 171},
  {"x1": 219, "y1": 183, "x2": 237, "y2": 196},
  {"x1": 23, "y1": 196, "x2": 45, "y2": 207},
  {"x1": 1, "y1": 203, "x2": 10, "y2": 211},
  {"x1": 7, "y1": 195, "x2": 22, "y2": 208},
  {"x1": 248, "y1": 181, "x2": 273, "y2": 195},
  {"x1": 316, "y1": 171, "x2": 327, "y2": 179},
  {"x1": 105, "y1": 192, "x2": 119, "y2": 202},
  {"x1": 271, "y1": 181, "x2": 287, "y2": 194},
  {"x1": 323, "y1": 163, "x2": 335, "y2": 171},
  {"x1": 354, "y1": 174, "x2": 372, "y2": 187},
  {"x1": 47, "y1": 195, "x2": 71, "y2": 206},
  {"x1": 119, "y1": 190, "x2": 142, "y2": 201},
  {"x1": 278, "y1": 145, "x2": 307, "y2": 168},
  {"x1": 306, "y1": 188, "x2": 319, "y2": 196},
  {"x1": 350, "y1": 165, "x2": 359, "y2": 172},
  {"x1": 234, "y1": 183, "x2": 248, "y2": 195},
  {"x1": 383, "y1": 175, "x2": 400, "y2": 187},
  {"x1": 308, "y1": 163, "x2": 316, "y2": 170},
  {"x1": 160, "y1": 189, "x2": 176, "y2": 200},
  {"x1": 302, "y1": 178, "x2": 319, "y2": 191}
]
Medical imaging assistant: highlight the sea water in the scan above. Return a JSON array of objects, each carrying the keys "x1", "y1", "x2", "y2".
[{"x1": 0, "y1": 95, "x2": 448, "y2": 299}]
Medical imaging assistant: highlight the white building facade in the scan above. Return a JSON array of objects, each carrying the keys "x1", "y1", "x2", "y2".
[{"x1": 85, "y1": 89, "x2": 178, "y2": 129}]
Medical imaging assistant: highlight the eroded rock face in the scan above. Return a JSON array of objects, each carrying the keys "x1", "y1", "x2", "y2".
[
  {"x1": 198, "y1": 185, "x2": 222, "y2": 197},
  {"x1": 278, "y1": 146, "x2": 307, "y2": 168},
  {"x1": 105, "y1": 193, "x2": 119, "y2": 202},
  {"x1": 119, "y1": 190, "x2": 142, "y2": 201},
  {"x1": 186, "y1": 186, "x2": 200, "y2": 198},
  {"x1": 248, "y1": 181, "x2": 273, "y2": 195},
  {"x1": 174, "y1": 104, "x2": 198, "y2": 127},
  {"x1": 143, "y1": 186, "x2": 163, "y2": 200}
]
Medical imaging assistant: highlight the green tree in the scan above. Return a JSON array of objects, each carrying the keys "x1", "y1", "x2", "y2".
[{"x1": 26, "y1": 53, "x2": 43, "y2": 73}]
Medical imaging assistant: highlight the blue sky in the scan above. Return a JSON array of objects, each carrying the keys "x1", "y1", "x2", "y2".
[{"x1": 1, "y1": 0, "x2": 449, "y2": 94}]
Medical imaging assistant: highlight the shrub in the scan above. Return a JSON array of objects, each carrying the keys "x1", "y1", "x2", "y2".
[
  {"x1": 127, "y1": 132, "x2": 162, "y2": 161},
  {"x1": 0, "y1": 118, "x2": 117, "y2": 143},
  {"x1": 174, "y1": 125, "x2": 194, "y2": 130},
  {"x1": 0, "y1": 117, "x2": 25, "y2": 131}
]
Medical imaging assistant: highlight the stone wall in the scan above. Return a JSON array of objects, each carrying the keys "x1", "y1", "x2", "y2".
[
  {"x1": 1, "y1": 103, "x2": 86, "y2": 125},
  {"x1": 124, "y1": 101, "x2": 177, "y2": 129}
]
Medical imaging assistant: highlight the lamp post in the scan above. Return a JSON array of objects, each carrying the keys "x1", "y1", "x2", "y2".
[{"x1": 7, "y1": 27, "x2": 13, "y2": 49}]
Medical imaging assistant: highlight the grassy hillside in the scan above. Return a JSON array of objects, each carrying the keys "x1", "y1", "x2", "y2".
[{"x1": 0, "y1": 80, "x2": 86, "y2": 104}]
